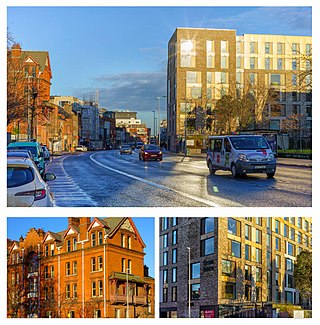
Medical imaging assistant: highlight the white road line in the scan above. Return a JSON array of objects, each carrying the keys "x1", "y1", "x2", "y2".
[
  {"x1": 90, "y1": 153, "x2": 224, "y2": 207},
  {"x1": 47, "y1": 156, "x2": 98, "y2": 207}
]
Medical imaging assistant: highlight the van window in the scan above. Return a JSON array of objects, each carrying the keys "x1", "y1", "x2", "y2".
[
  {"x1": 213, "y1": 139, "x2": 223, "y2": 152},
  {"x1": 230, "y1": 136, "x2": 269, "y2": 150},
  {"x1": 224, "y1": 139, "x2": 232, "y2": 152},
  {"x1": 7, "y1": 167, "x2": 34, "y2": 188},
  {"x1": 11, "y1": 146, "x2": 37, "y2": 157}
]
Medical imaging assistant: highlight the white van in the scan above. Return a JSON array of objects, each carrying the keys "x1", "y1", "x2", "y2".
[{"x1": 206, "y1": 135, "x2": 276, "y2": 178}]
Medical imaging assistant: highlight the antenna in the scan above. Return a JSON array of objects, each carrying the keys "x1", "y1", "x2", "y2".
[{"x1": 95, "y1": 90, "x2": 99, "y2": 108}]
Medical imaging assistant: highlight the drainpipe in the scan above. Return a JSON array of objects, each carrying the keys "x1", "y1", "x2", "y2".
[
  {"x1": 103, "y1": 234, "x2": 109, "y2": 317},
  {"x1": 77, "y1": 239, "x2": 89, "y2": 318},
  {"x1": 57, "y1": 247, "x2": 61, "y2": 317}
]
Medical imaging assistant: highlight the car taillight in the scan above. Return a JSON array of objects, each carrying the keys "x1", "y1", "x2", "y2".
[{"x1": 15, "y1": 189, "x2": 46, "y2": 201}]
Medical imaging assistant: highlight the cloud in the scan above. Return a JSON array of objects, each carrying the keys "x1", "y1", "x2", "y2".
[{"x1": 73, "y1": 71, "x2": 167, "y2": 113}]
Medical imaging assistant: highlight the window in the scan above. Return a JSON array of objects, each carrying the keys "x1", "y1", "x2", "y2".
[
  {"x1": 98, "y1": 280, "x2": 103, "y2": 296},
  {"x1": 161, "y1": 217, "x2": 169, "y2": 230},
  {"x1": 250, "y1": 57, "x2": 255, "y2": 69},
  {"x1": 228, "y1": 218, "x2": 240, "y2": 236},
  {"x1": 267, "y1": 233, "x2": 271, "y2": 247},
  {"x1": 66, "y1": 262, "x2": 71, "y2": 276},
  {"x1": 66, "y1": 239, "x2": 71, "y2": 251},
  {"x1": 277, "y1": 58, "x2": 284, "y2": 70},
  {"x1": 73, "y1": 284, "x2": 77, "y2": 298},
  {"x1": 172, "y1": 230, "x2": 177, "y2": 245},
  {"x1": 245, "y1": 224, "x2": 251, "y2": 240},
  {"x1": 275, "y1": 237, "x2": 280, "y2": 251},
  {"x1": 290, "y1": 228, "x2": 295, "y2": 240},
  {"x1": 51, "y1": 244, "x2": 54, "y2": 256},
  {"x1": 221, "y1": 40, "x2": 228, "y2": 53},
  {"x1": 275, "y1": 272, "x2": 279, "y2": 286},
  {"x1": 163, "y1": 269, "x2": 168, "y2": 283},
  {"x1": 51, "y1": 266, "x2": 54, "y2": 278},
  {"x1": 255, "y1": 248, "x2": 262, "y2": 263},
  {"x1": 265, "y1": 57, "x2": 270, "y2": 70},
  {"x1": 73, "y1": 238, "x2": 77, "y2": 251},
  {"x1": 121, "y1": 234, "x2": 125, "y2": 247},
  {"x1": 250, "y1": 42, "x2": 256, "y2": 54},
  {"x1": 275, "y1": 220, "x2": 280, "y2": 233},
  {"x1": 236, "y1": 57, "x2": 242, "y2": 69},
  {"x1": 163, "y1": 252, "x2": 168, "y2": 266},
  {"x1": 122, "y1": 258, "x2": 126, "y2": 273},
  {"x1": 172, "y1": 267, "x2": 177, "y2": 283},
  {"x1": 223, "y1": 282, "x2": 235, "y2": 300},
  {"x1": 172, "y1": 286, "x2": 177, "y2": 302},
  {"x1": 98, "y1": 231, "x2": 103, "y2": 245},
  {"x1": 191, "y1": 262, "x2": 200, "y2": 279},
  {"x1": 44, "y1": 266, "x2": 49, "y2": 279},
  {"x1": 91, "y1": 257, "x2": 96, "y2": 272},
  {"x1": 286, "y1": 242, "x2": 295, "y2": 256},
  {"x1": 249, "y1": 73, "x2": 256, "y2": 84},
  {"x1": 256, "y1": 229, "x2": 262, "y2": 244},
  {"x1": 286, "y1": 258, "x2": 294, "y2": 272},
  {"x1": 229, "y1": 240, "x2": 241, "y2": 258},
  {"x1": 72, "y1": 261, "x2": 77, "y2": 275},
  {"x1": 92, "y1": 282, "x2": 97, "y2": 297},
  {"x1": 245, "y1": 285, "x2": 251, "y2": 301},
  {"x1": 284, "y1": 224, "x2": 288, "y2": 237},
  {"x1": 277, "y1": 42, "x2": 284, "y2": 55},
  {"x1": 91, "y1": 233, "x2": 96, "y2": 247},
  {"x1": 221, "y1": 260, "x2": 236, "y2": 277},
  {"x1": 172, "y1": 217, "x2": 177, "y2": 227},
  {"x1": 201, "y1": 237, "x2": 214, "y2": 256},
  {"x1": 306, "y1": 43, "x2": 311, "y2": 55},
  {"x1": 245, "y1": 244, "x2": 251, "y2": 260},
  {"x1": 66, "y1": 284, "x2": 71, "y2": 299},
  {"x1": 201, "y1": 217, "x2": 214, "y2": 234},
  {"x1": 292, "y1": 43, "x2": 298, "y2": 55},
  {"x1": 191, "y1": 283, "x2": 200, "y2": 300},
  {"x1": 270, "y1": 74, "x2": 281, "y2": 86},
  {"x1": 172, "y1": 248, "x2": 177, "y2": 264},
  {"x1": 94, "y1": 309, "x2": 102, "y2": 318},
  {"x1": 180, "y1": 40, "x2": 195, "y2": 68},
  {"x1": 275, "y1": 255, "x2": 281, "y2": 269},
  {"x1": 163, "y1": 234, "x2": 168, "y2": 248},
  {"x1": 245, "y1": 265, "x2": 251, "y2": 281},
  {"x1": 267, "y1": 251, "x2": 271, "y2": 269},
  {"x1": 163, "y1": 288, "x2": 168, "y2": 303},
  {"x1": 45, "y1": 245, "x2": 49, "y2": 257},
  {"x1": 221, "y1": 56, "x2": 228, "y2": 69},
  {"x1": 265, "y1": 42, "x2": 271, "y2": 54},
  {"x1": 128, "y1": 260, "x2": 132, "y2": 273},
  {"x1": 256, "y1": 267, "x2": 262, "y2": 282},
  {"x1": 98, "y1": 256, "x2": 103, "y2": 271},
  {"x1": 292, "y1": 58, "x2": 297, "y2": 71},
  {"x1": 292, "y1": 74, "x2": 297, "y2": 86}
]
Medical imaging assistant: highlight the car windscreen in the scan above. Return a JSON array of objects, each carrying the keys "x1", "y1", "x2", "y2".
[
  {"x1": 229, "y1": 137, "x2": 269, "y2": 150},
  {"x1": 144, "y1": 145, "x2": 159, "y2": 150},
  {"x1": 7, "y1": 167, "x2": 34, "y2": 188},
  {"x1": 10, "y1": 146, "x2": 37, "y2": 157}
]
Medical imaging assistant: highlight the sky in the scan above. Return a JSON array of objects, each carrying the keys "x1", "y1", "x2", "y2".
[
  {"x1": 7, "y1": 217, "x2": 155, "y2": 277},
  {"x1": 6, "y1": 5, "x2": 312, "y2": 133}
]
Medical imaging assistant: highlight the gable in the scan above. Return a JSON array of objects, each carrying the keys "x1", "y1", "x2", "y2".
[
  {"x1": 45, "y1": 234, "x2": 53, "y2": 242},
  {"x1": 120, "y1": 219, "x2": 135, "y2": 233}
]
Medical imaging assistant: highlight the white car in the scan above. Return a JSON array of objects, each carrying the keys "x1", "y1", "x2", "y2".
[
  {"x1": 75, "y1": 145, "x2": 87, "y2": 152},
  {"x1": 7, "y1": 157, "x2": 56, "y2": 207}
]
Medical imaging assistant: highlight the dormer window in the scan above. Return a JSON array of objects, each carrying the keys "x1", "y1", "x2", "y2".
[{"x1": 91, "y1": 233, "x2": 96, "y2": 247}]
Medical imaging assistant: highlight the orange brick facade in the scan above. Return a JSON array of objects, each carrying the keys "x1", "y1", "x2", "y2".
[{"x1": 7, "y1": 217, "x2": 154, "y2": 318}]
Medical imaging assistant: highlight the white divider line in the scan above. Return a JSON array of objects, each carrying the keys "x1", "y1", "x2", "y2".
[{"x1": 90, "y1": 153, "x2": 223, "y2": 207}]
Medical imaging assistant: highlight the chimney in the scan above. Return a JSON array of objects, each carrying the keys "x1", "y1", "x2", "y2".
[
  {"x1": 11, "y1": 43, "x2": 22, "y2": 58},
  {"x1": 79, "y1": 217, "x2": 91, "y2": 241},
  {"x1": 68, "y1": 217, "x2": 80, "y2": 228},
  {"x1": 144, "y1": 265, "x2": 149, "y2": 277}
]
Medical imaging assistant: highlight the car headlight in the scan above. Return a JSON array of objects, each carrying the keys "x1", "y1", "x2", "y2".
[
  {"x1": 159, "y1": 151, "x2": 162, "y2": 155},
  {"x1": 238, "y1": 153, "x2": 248, "y2": 162},
  {"x1": 269, "y1": 153, "x2": 275, "y2": 160}
]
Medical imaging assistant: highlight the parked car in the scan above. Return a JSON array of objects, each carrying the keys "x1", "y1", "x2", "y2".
[
  {"x1": 7, "y1": 157, "x2": 56, "y2": 207},
  {"x1": 75, "y1": 145, "x2": 88, "y2": 152},
  {"x1": 206, "y1": 135, "x2": 276, "y2": 178},
  {"x1": 139, "y1": 144, "x2": 163, "y2": 161},
  {"x1": 7, "y1": 141, "x2": 46, "y2": 176},
  {"x1": 41, "y1": 145, "x2": 51, "y2": 161},
  {"x1": 7, "y1": 149, "x2": 34, "y2": 161},
  {"x1": 120, "y1": 144, "x2": 133, "y2": 155}
]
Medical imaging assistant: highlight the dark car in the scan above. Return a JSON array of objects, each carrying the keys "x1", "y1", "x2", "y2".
[
  {"x1": 41, "y1": 145, "x2": 50, "y2": 161},
  {"x1": 139, "y1": 145, "x2": 163, "y2": 161}
]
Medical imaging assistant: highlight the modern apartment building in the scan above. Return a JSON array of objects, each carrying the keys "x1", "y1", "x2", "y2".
[
  {"x1": 167, "y1": 28, "x2": 312, "y2": 152},
  {"x1": 159, "y1": 217, "x2": 312, "y2": 318},
  {"x1": 7, "y1": 217, "x2": 154, "y2": 318}
]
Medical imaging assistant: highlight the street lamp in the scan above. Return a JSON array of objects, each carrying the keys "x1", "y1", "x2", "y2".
[
  {"x1": 152, "y1": 110, "x2": 156, "y2": 138},
  {"x1": 156, "y1": 96, "x2": 167, "y2": 146},
  {"x1": 187, "y1": 247, "x2": 191, "y2": 318},
  {"x1": 126, "y1": 267, "x2": 130, "y2": 318}
]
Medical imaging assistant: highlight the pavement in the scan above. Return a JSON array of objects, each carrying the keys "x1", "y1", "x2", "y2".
[{"x1": 51, "y1": 150, "x2": 312, "y2": 168}]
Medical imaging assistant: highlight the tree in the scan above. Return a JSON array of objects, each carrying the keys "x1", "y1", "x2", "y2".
[
  {"x1": 293, "y1": 250, "x2": 312, "y2": 307},
  {"x1": 282, "y1": 114, "x2": 309, "y2": 150},
  {"x1": 215, "y1": 94, "x2": 236, "y2": 134}
]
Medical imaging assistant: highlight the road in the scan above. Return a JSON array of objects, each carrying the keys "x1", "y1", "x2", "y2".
[{"x1": 46, "y1": 150, "x2": 312, "y2": 207}]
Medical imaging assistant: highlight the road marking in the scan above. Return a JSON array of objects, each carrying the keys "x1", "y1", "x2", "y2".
[
  {"x1": 47, "y1": 156, "x2": 98, "y2": 207},
  {"x1": 90, "y1": 153, "x2": 235, "y2": 207}
]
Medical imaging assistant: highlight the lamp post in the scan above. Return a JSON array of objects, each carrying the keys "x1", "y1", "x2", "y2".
[
  {"x1": 126, "y1": 267, "x2": 130, "y2": 318},
  {"x1": 156, "y1": 96, "x2": 167, "y2": 146},
  {"x1": 187, "y1": 247, "x2": 191, "y2": 318},
  {"x1": 152, "y1": 110, "x2": 156, "y2": 138}
]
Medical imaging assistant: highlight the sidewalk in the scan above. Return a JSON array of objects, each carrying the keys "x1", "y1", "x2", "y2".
[{"x1": 163, "y1": 150, "x2": 312, "y2": 168}]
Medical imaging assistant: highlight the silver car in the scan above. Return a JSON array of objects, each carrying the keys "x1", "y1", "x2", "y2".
[
  {"x1": 120, "y1": 145, "x2": 132, "y2": 155},
  {"x1": 7, "y1": 157, "x2": 56, "y2": 207}
]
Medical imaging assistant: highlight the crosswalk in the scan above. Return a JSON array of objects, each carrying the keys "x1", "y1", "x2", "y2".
[{"x1": 46, "y1": 156, "x2": 98, "y2": 207}]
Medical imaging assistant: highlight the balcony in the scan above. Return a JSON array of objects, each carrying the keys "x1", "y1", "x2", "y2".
[{"x1": 110, "y1": 293, "x2": 147, "y2": 305}]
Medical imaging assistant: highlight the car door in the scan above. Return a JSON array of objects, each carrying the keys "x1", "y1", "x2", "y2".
[{"x1": 222, "y1": 138, "x2": 232, "y2": 169}]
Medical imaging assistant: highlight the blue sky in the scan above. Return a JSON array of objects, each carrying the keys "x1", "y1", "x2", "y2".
[
  {"x1": 7, "y1": 217, "x2": 155, "y2": 277},
  {"x1": 7, "y1": 6, "x2": 312, "y2": 132}
]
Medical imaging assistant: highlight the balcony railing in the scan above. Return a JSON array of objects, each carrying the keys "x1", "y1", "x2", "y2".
[{"x1": 110, "y1": 293, "x2": 147, "y2": 305}]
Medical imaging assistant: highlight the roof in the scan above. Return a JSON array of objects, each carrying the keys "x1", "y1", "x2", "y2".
[{"x1": 23, "y1": 50, "x2": 50, "y2": 73}]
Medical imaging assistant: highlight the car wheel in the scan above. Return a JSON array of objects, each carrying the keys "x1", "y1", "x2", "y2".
[
  {"x1": 267, "y1": 172, "x2": 275, "y2": 178},
  {"x1": 231, "y1": 164, "x2": 239, "y2": 178},
  {"x1": 208, "y1": 161, "x2": 216, "y2": 175}
]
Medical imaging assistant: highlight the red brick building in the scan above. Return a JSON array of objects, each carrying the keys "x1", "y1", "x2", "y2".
[{"x1": 7, "y1": 217, "x2": 154, "y2": 318}]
